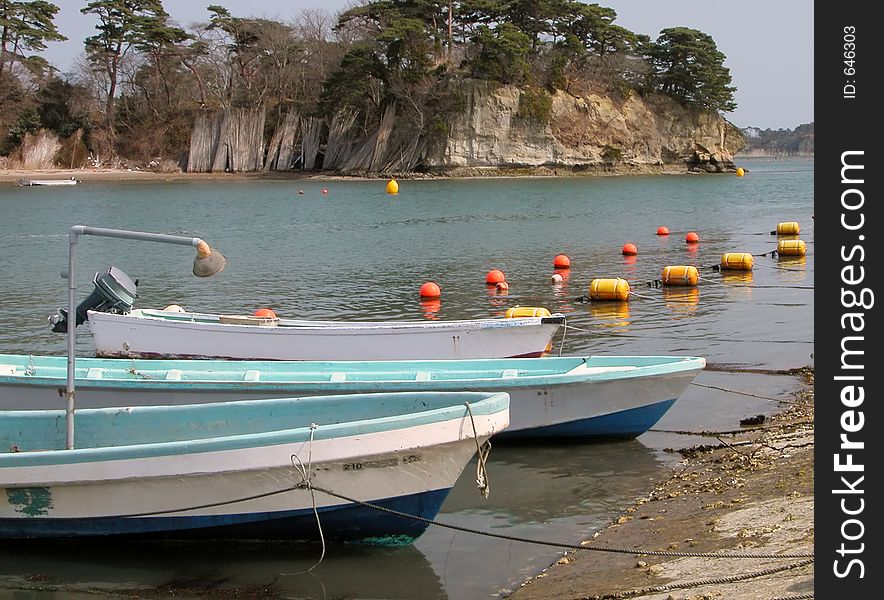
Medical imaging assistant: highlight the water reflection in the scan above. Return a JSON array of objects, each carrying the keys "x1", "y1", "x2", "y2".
[
  {"x1": 662, "y1": 287, "x2": 700, "y2": 315},
  {"x1": 420, "y1": 298, "x2": 442, "y2": 320},
  {"x1": 0, "y1": 541, "x2": 445, "y2": 599},
  {"x1": 586, "y1": 301, "x2": 630, "y2": 327}
]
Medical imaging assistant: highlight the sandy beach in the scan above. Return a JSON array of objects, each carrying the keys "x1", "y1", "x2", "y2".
[{"x1": 508, "y1": 368, "x2": 814, "y2": 600}]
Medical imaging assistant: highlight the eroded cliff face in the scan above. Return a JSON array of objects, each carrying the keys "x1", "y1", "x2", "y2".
[{"x1": 424, "y1": 81, "x2": 744, "y2": 174}]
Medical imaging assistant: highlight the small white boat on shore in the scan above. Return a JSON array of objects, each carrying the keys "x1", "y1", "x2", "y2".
[
  {"x1": 18, "y1": 177, "x2": 78, "y2": 186},
  {"x1": 0, "y1": 390, "x2": 509, "y2": 541},
  {"x1": 85, "y1": 307, "x2": 566, "y2": 361}
]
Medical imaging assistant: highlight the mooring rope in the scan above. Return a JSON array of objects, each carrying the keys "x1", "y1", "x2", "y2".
[
  {"x1": 302, "y1": 483, "x2": 814, "y2": 559},
  {"x1": 691, "y1": 381, "x2": 790, "y2": 402},
  {"x1": 288, "y1": 423, "x2": 326, "y2": 574},
  {"x1": 589, "y1": 558, "x2": 814, "y2": 599},
  {"x1": 464, "y1": 401, "x2": 491, "y2": 499}
]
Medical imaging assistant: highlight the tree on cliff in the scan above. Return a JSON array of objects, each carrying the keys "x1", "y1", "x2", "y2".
[
  {"x1": 80, "y1": 0, "x2": 182, "y2": 142},
  {"x1": 0, "y1": 0, "x2": 65, "y2": 79},
  {"x1": 644, "y1": 27, "x2": 736, "y2": 113}
]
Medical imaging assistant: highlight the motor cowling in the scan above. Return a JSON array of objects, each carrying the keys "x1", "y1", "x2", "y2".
[{"x1": 50, "y1": 266, "x2": 138, "y2": 333}]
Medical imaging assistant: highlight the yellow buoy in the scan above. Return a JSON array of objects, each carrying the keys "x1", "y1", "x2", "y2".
[
  {"x1": 776, "y1": 221, "x2": 800, "y2": 235},
  {"x1": 386, "y1": 179, "x2": 399, "y2": 195},
  {"x1": 660, "y1": 265, "x2": 699, "y2": 287},
  {"x1": 505, "y1": 306, "x2": 551, "y2": 318},
  {"x1": 720, "y1": 252, "x2": 754, "y2": 270},
  {"x1": 736, "y1": 167, "x2": 745, "y2": 177},
  {"x1": 777, "y1": 239, "x2": 807, "y2": 256},
  {"x1": 589, "y1": 278, "x2": 630, "y2": 301}
]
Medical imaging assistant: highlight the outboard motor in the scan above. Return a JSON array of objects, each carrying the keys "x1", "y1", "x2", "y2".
[{"x1": 50, "y1": 266, "x2": 138, "y2": 333}]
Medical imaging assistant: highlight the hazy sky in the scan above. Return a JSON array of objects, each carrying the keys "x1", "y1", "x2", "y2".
[{"x1": 40, "y1": 1, "x2": 813, "y2": 130}]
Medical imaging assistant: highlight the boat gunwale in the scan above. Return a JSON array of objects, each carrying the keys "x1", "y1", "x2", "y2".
[
  {"x1": 0, "y1": 391, "x2": 510, "y2": 467},
  {"x1": 91, "y1": 309, "x2": 567, "y2": 331},
  {"x1": 0, "y1": 355, "x2": 706, "y2": 391}
]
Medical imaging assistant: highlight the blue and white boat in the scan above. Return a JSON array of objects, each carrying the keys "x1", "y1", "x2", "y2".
[
  {"x1": 0, "y1": 354, "x2": 704, "y2": 440},
  {"x1": 0, "y1": 391, "x2": 509, "y2": 541}
]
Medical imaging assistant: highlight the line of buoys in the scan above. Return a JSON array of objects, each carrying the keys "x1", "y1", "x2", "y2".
[
  {"x1": 419, "y1": 281, "x2": 441, "y2": 298},
  {"x1": 772, "y1": 221, "x2": 800, "y2": 235},
  {"x1": 720, "y1": 252, "x2": 755, "y2": 270},
  {"x1": 589, "y1": 278, "x2": 630, "y2": 301},
  {"x1": 656, "y1": 226, "x2": 670, "y2": 236},
  {"x1": 621, "y1": 243, "x2": 638, "y2": 256},
  {"x1": 485, "y1": 269, "x2": 506, "y2": 285},
  {"x1": 661, "y1": 265, "x2": 699, "y2": 286},
  {"x1": 777, "y1": 239, "x2": 807, "y2": 256}
]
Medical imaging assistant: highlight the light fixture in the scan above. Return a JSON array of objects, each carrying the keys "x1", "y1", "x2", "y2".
[{"x1": 63, "y1": 226, "x2": 226, "y2": 449}]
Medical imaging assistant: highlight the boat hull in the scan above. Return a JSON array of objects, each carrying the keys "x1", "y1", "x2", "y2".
[
  {"x1": 86, "y1": 309, "x2": 564, "y2": 360},
  {"x1": 0, "y1": 355, "x2": 704, "y2": 440},
  {"x1": 0, "y1": 392, "x2": 509, "y2": 540}
]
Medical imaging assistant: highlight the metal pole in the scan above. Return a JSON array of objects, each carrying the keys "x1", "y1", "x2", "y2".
[{"x1": 65, "y1": 226, "x2": 206, "y2": 450}]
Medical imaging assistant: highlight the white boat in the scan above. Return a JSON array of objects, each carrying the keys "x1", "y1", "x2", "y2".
[
  {"x1": 0, "y1": 390, "x2": 509, "y2": 540},
  {"x1": 85, "y1": 308, "x2": 566, "y2": 360},
  {"x1": 0, "y1": 353, "x2": 705, "y2": 440},
  {"x1": 18, "y1": 177, "x2": 78, "y2": 186}
]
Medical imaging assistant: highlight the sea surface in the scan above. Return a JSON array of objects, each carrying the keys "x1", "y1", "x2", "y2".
[{"x1": 0, "y1": 158, "x2": 813, "y2": 599}]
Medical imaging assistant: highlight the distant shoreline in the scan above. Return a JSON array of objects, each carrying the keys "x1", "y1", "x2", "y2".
[{"x1": 1, "y1": 163, "x2": 743, "y2": 184}]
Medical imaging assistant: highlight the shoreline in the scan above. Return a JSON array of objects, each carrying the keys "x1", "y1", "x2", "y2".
[
  {"x1": 1, "y1": 163, "x2": 736, "y2": 184},
  {"x1": 507, "y1": 367, "x2": 814, "y2": 600}
]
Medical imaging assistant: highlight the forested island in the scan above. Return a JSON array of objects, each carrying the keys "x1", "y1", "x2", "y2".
[
  {"x1": 738, "y1": 123, "x2": 814, "y2": 157},
  {"x1": 1, "y1": 0, "x2": 745, "y2": 175}
]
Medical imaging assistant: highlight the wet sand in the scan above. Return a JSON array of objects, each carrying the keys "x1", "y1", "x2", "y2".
[{"x1": 508, "y1": 369, "x2": 814, "y2": 600}]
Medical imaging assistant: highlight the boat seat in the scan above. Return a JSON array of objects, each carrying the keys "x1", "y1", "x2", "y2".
[
  {"x1": 329, "y1": 372, "x2": 347, "y2": 382},
  {"x1": 565, "y1": 364, "x2": 637, "y2": 376},
  {"x1": 165, "y1": 369, "x2": 183, "y2": 381},
  {"x1": 415, "y1": 371, "x2": 432, "y2": 381},
  {"x1": 86, "y1": 368, "x2": 104, "y2": 379},
  {"x1": 501, "y1": 369, "x2": 519, "y2": 378},
  {"x1": 0, "y1": 365, "x2": 16, "y2": 376},
  {"x1": 244, "y1": 370, "x2": 261, "y2": 382}
]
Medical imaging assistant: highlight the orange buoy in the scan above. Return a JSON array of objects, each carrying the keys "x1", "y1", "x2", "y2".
[
  {"x1": 419, "y1": 281, "x2": 441, "y2": 298},
  {"x1": 505, "y1": 306, "x2": 551, "y2": 318},
  {"x1": 254, "y1": 308, "x2": 277, "y2": 318},
  {"x1": 589, "y1": 278, "x2": 630, "y2": 301},
  {"x1": 777, "y1": 239, "x2": 807, "y2": 256},
  {"x1": 660, "y1": 265, "x2": 699, "y2": 286},
  {"x1": 720, "y1": 252, "x2": 754, "y2": 270},
  {"x1": 485, "y1": 269, "x2": 506, "y2": 284},
  {"x1": 553, "y1": 254, "x2": 571, "y2": 269},
  {"x1": 550, "y1": 273, "x2": 564, "y2": 284},
  {"x1": 775, "y1": 221, "x2": 800, "y2": 235},
  {"x1": 656, "y1": 226, "x2": 670, "y2": 236},
  {"x1": 685, "y1": 232, "x2": 700, "y2": 244},
  {"x1": 621, "y1": 243, "x2": 638, "y2": 256}
]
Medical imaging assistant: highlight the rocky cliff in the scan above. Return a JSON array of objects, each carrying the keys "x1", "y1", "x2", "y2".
[{"x1": 424, "y1": 81, "x2": 744, "y2": 174}]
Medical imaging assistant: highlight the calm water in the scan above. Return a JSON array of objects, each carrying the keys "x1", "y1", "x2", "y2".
[{"x1": 0, "y1": 158, "x2": 813, "y2": 598}]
